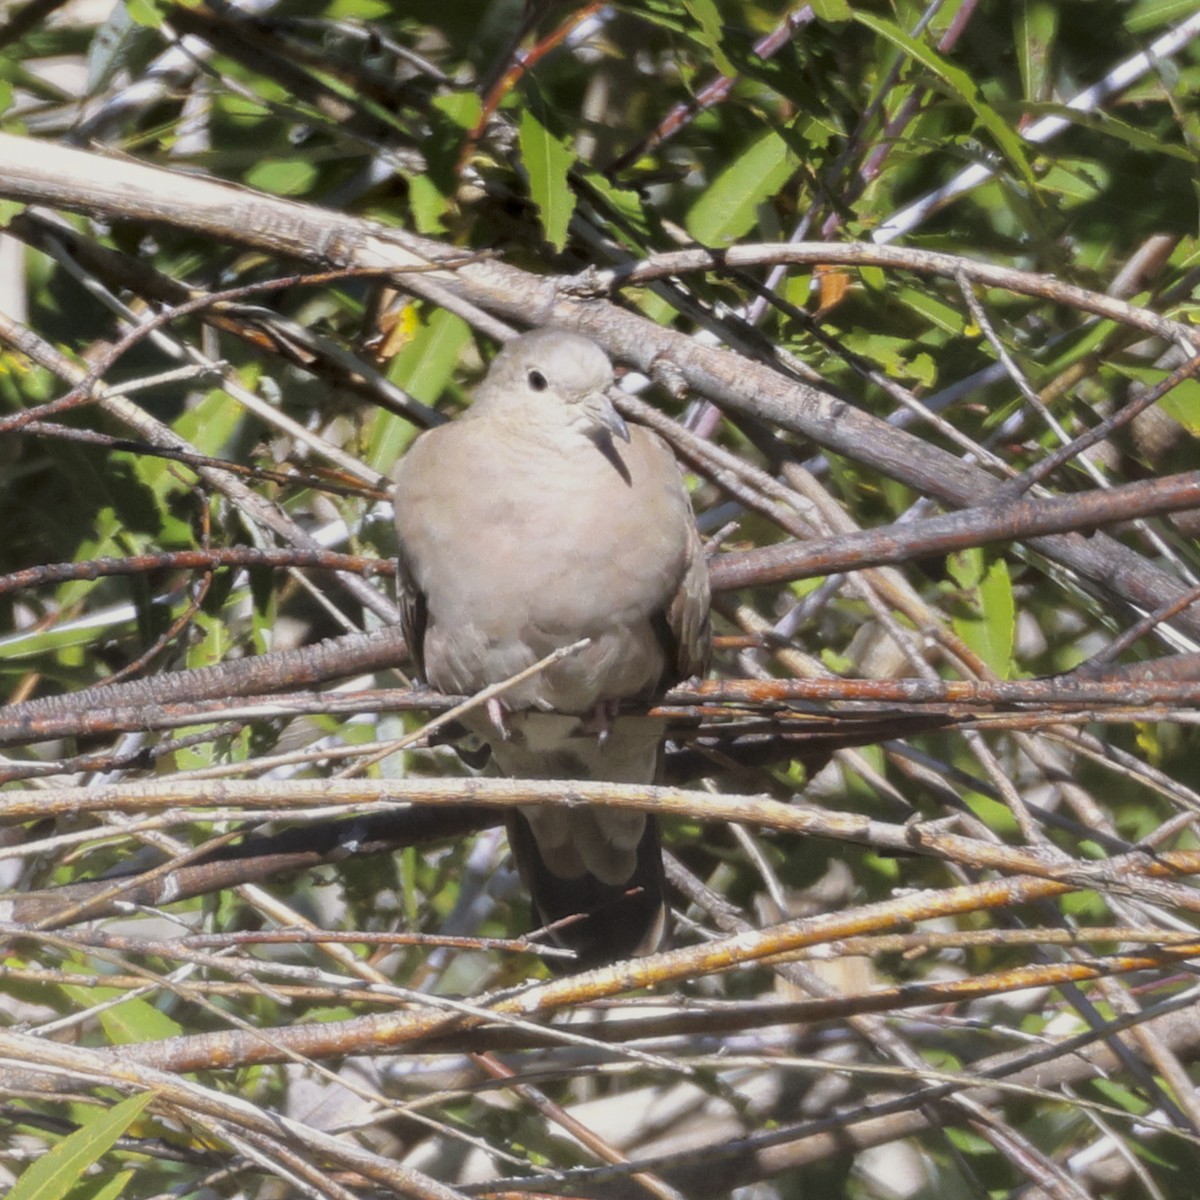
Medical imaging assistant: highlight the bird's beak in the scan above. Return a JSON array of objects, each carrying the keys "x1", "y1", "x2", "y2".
[{"x1": 585, "y1": 391, "x2": 630, "y2": 443}]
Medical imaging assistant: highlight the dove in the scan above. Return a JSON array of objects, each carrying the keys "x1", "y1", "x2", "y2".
[{"x1": 393, "y1": 328, "x2": 710, "y2": 968}]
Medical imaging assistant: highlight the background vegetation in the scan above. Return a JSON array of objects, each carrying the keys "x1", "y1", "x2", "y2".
[{"x1": 2, "y1": 0, "x2": 1200, "y2": 1197}]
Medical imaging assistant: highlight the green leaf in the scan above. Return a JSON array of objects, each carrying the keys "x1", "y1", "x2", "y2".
[
  {"x1": 243, "y1": 159, "x2": 319, "y2": 197},
  {"x1": 123, "y1": 0, "x2": 161, "y2": 30},
  {"x1": 681, "y1": 0, "x2": 734, "y2": 76},
  {"x1": 186, "y1": 609, "x2": 228, "y2": 672},
  {"x1": 897, "y1": 287, "x2": 967, "y2": 335},
  {"x1": 408, "y1": 173, "x2": 447, "y2": 235},
  {"x1": 518, "y1": 107, "x2": 577, "y2": 252},
  {"x1": 1016, "y1": 1, "x2": 1057, "y2": 100},
  {"x1": 8, "y1": 1092, "x2": 152, "y2": 1200},
  {"x1": 853, "y1": 333, "x2": 935, "y2": 383},
  {"x1": 388, "y1": 309, "x2": 472, "y2": 405},
  {"x1": 856, "y1": 12, "x2": 1036, "y2": 188},
  {"x1": 948, "y1": 546, "x2": 982, "y2": 588},
  {"x1": 686, "y1": 128, "x2": 797, "y2": 245},
  {"x1": 1090, "y1": 1077, "x2": 1150, "y2": 1115},
  {"x1": 411, "y1": 91, "x2": 485, "y2": 234},
  {"x1": 60, "y1": 983, "x2": 183, "y2": 1045},
  {"x1": 1037, "y1": 161, "x2": 1109, "y2": 205},
  {"x1": 326, "y1": 0, "x2": 390, "y2": 16},
  {"x1": 1025, "y1": 102, "x2": 1195, "y2": 161},
  {"x1": 368, "y1": 309, "x2": 471, "y2": 471},
  {"x1": 860, "y1": 265, "x2": 887, "y2": 292},
  {"x1": 963, "y1": 788, "x2": 1019, "y2": 836},
  {"x1": 1158, "y1": 379, "x2": 1200, "y2": 435},
  {"x1": 907, "y1": 352, "x2": 936, "y2": 388},
  {"x1": 809, "y1": 0, "x2": 852, "y2": 19},
  {"x1": 66, "y1": 1169, "x2": 135, "y2": 1200},
  {"x1": 578, "y1": 167, "x2": 652, "y2": 240},
  {"x1": 1127, "y1": 0, "x2": 1200, "y2": 34},
  {"x1": 174, "y1": 384, "x2": 249, "y2": 459},
  {"x1": 432, "y1": 91, "x2": 482, "y2": 131},
  {"x1": 952, "y1": 557, "x2": 1015, "y2": 678}
]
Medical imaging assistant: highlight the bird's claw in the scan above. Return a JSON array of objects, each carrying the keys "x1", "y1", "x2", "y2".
[
  {"x1": 487, "y1": 697, "x2": 512, "y2": 741},
  {"x1": 586, "y1": 698, "x2": 621, "y2": 745}
]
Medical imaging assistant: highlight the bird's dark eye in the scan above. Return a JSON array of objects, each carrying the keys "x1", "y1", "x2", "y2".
[{"x1": 527, "y1": 369, "x2": 548, "y2": 392}]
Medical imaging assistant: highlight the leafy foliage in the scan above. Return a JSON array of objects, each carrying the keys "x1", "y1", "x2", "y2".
[{"x1": 2, "y1": 1, "x2": 1200, "y2": 1197}]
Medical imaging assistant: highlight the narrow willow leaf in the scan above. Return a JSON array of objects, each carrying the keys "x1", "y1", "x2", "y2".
[
  {"x1": 681, "y1": 0, "x2": 734, "y2": 76},
  {"x1": 809, "y1": 0, "x2": 853, "y2": 19},
  {"x1": 368, "y1": 309, "x2": 471, "y2": 471},
  {"x1": 60, "y1": 984, "x2": 184, "y2": 1045},
  {"x1": 952, "y1": 557, "x2": 1015, "y2": 678},
  {"x1": 119, "y1": 0, "x2": 159, "y2": 35},
  {"x1": 686, "y1": 128, "x2": 796, "y2": 245},
  {"x1": 432, "y1": 91, "x2": 482, "y2": 130},
  {"x1": 857, "y1": 12, "x2": 1036, "y2": 188},
  {"x1": 1127, "y1": 0, "x2": 1200, "y2": 33},
  {"x1": 897, "y1": 287, "x2": 967, "y2": 335},
  {"x1": 69, "y1": 1168, "x2": 136, "y2": 1200},
  {"x1": 388, "y1": 308, "x2": 471, "y2": 405},
  {"x1": 8, "y1": 1092, "x2": 153, "y2": 1200},
  {"x1": 1016, "y1": 1, "x2": 1057, "y2": 100},
  {"x1": 1158, "y1": 379, "x2": 1200, "y2": 434},
  {"x1": 1025, "y1": 102, "x2": 1195, "y2": 160},
  {"x1": 409, "y1": 173, "x2": 448, "y2": 234},
  {"x1": 243, "y1": 158, "x2": 318, "y2": 197},
  {"x1": 518, "y1": 107, "x2": 577, "y2": 252}
]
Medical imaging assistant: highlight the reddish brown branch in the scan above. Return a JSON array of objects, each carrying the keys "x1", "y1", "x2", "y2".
[
  {"x1": 6, "y1": 468, "x2": 1198, "y2": 749},
  {"x1": 711, "y1": 469, "x2": 1200, "y2": 591},
  {"x1": 7, "y1": 806, "x2": 497, "y2": 926},
  {"x1": 0, "y1": 547, "x2": 390, "y2": 597}
]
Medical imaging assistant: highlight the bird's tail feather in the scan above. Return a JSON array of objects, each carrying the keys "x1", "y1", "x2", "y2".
[{"x1": 507, "y1": 810, "x2": 667, "y2": 971}]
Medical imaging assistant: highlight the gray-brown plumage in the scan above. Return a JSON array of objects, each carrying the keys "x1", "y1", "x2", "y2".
[{"x1": 393, "y1": 328, "x2": 710, "y2": 968}]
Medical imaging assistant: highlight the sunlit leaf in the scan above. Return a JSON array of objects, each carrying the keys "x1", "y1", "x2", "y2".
[
  {"x1": 856, "y1": 12, "x2": 1036, "y2": 187},
  {"x1": 951, "y1": 556, "x2": 1015, "y2": 678},
  {"x1": 1016, "y1": 1, "x2": 1057, "y2": 100},
  {"x1": 61, "y1": 982, "x2": 183, "y2": 1045},
  {"x1": 518, "y1": 106, "x2": 577, "y2": 252},
  {"x1": 243, "y1": 159, "x2": 319, "y2": 197},
  {"x1": 369, "y1": 309, "x2": 471, "y2": 471},
  {"x1": 810, "y1": 0, "x2": 853, "y2": 19},
  {"x1": 686, "y1": 128, "x2": 797, "y2": 244},
  {"x1": 8, "y1": 1093, "x2": 152, "y2": 1200},
  {"x1": 681, "y1": 0, "x2": 734, "y2": 76}
]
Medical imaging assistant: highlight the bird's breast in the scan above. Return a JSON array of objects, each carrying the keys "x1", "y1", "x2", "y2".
[{"x1": 397, "y1": 423, "x2": 688, "y2": 707}]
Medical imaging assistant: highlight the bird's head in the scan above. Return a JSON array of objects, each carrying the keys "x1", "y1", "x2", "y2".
[{"x1": 476, "y1": 329, "x2": 630, "y2": 445}]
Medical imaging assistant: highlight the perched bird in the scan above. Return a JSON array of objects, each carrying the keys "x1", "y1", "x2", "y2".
[{"x1": 393, "y1": 328, "x2": 710, "y2": 968}]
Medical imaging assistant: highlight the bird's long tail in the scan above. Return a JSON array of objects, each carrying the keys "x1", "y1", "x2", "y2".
[{"x1": 507, "y1": 809, "x2": 667, "y2": 971}]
